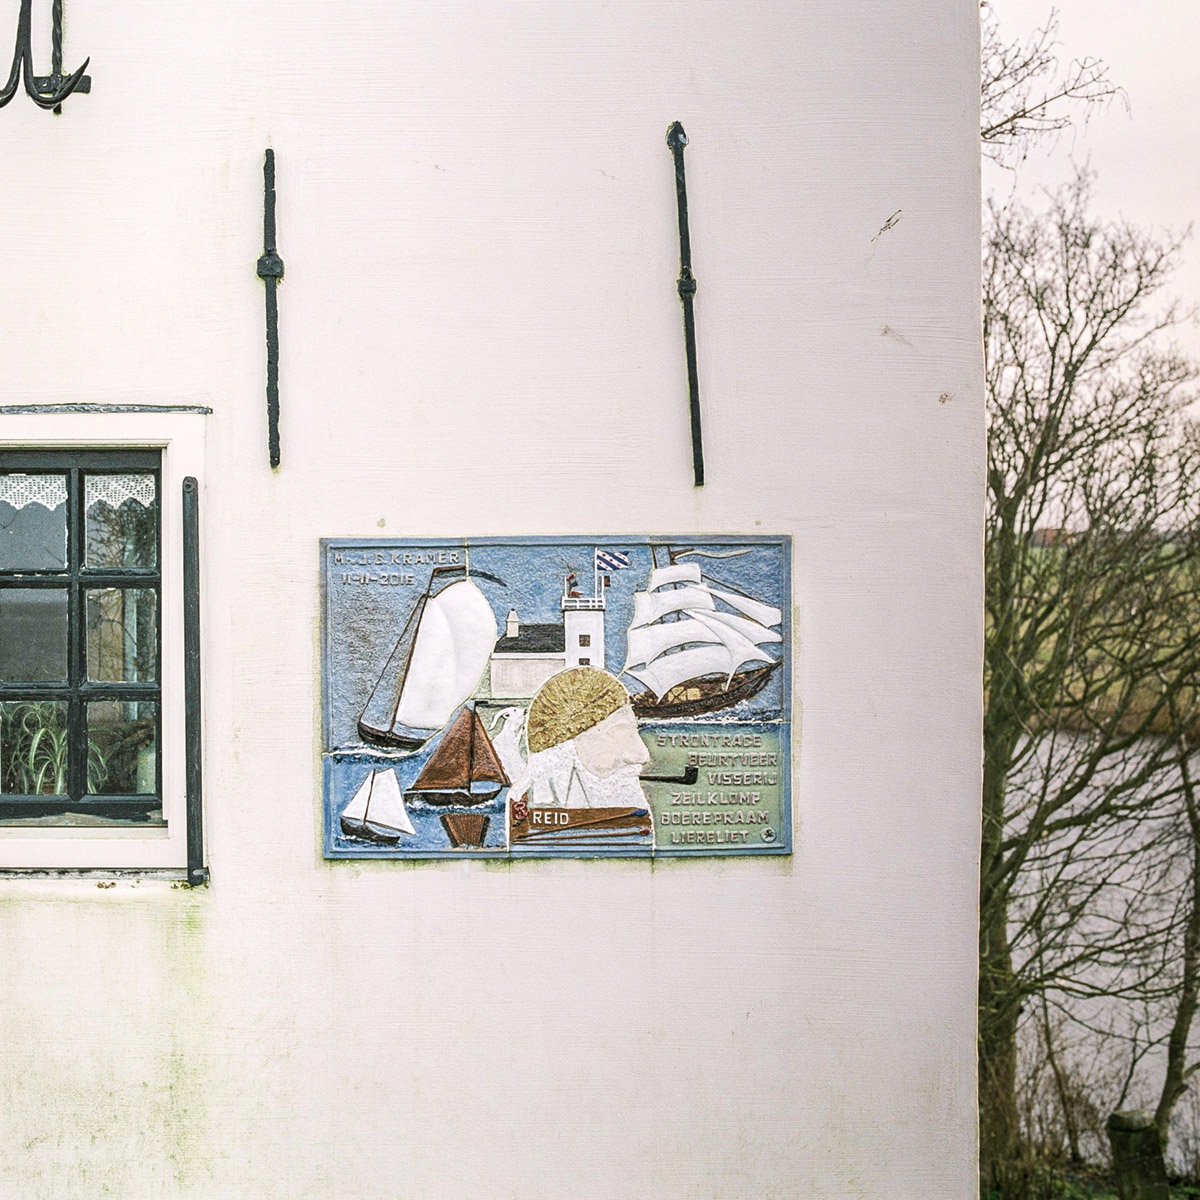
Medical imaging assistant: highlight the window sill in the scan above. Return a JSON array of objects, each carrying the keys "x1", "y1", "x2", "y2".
[
  {"x1": 0, "y1": 867, "x2": 203, "y2": 883},
  {"x1": 0, "y1": 814, "x2": 167, "y2": 829}
]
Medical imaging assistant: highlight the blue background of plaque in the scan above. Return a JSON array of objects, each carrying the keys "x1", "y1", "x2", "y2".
[{"x1": 321, "y1": 535, "x2": 792, "y2": 859}]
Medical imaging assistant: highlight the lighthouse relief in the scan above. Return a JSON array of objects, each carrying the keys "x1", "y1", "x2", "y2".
[{"x1": 320, "y1": 536, "x2": 792, "y2": 859}]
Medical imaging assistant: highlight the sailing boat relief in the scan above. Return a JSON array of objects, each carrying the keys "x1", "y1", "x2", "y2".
[
  {"x1": 359, "y1": 565, "x2": 499, "y2": 750},
  {"x1": 404, "y1": 705, "x2": 510, "y2": 848},
  {"x1": 340, "y1": 768, "x2": 415, "y2": 845},
  {"x1": 622, "y1": 556, "x2": 783, "y2": 719}
]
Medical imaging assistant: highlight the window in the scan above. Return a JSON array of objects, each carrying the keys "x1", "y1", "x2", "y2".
[
  {"x1": 0, "y1": 407, "x2": 207, "y2": 872},
  {"x1": 578, "y1": 657, "x2": 590, "y2": 666},
  {"x1": 578, "y1": 634, "x2": 591, "y2": 647},
  {"x1": 0, "y1": 451, "x2": 161, "y2": 825}
]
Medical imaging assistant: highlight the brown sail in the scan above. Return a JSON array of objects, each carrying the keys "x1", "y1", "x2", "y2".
[{"x1": 405, "y1": 705, "x2": 510, "y2": 807}]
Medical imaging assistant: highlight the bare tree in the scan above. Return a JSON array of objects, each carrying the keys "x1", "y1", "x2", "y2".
[
  {"x1": 1153, "y1": 730, "x2": 1200, "y2": 1141},
  {"x1": 980, "y1": 3, "x2": 1123, "y2": 167},
  {"x1": 980, "y1": 169, "x2": 1200, "y2": 1184}
]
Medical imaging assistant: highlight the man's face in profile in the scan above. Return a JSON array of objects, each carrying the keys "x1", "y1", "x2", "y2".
[{"x1": 574, "y1": 704, "x2": 650, "y2": 778}]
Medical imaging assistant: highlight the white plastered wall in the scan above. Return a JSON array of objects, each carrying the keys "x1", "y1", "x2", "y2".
[{"x1": 0, "y1": 2, "x2": 983, "y2": 1197}]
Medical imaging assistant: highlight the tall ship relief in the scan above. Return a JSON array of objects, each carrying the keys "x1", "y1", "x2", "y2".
[{"x1": 622, "y1": 551, "x2": 783, "y2": 719}]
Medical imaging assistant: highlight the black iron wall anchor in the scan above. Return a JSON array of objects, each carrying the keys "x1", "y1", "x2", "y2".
[
  {"x1": 667, "y1": 120, "x2": 705, "y2": 488},
  {"x1": 0, "y1": 0, "x2": 90, "y2": 111},
  {"x1": 257, "y1": 149, "x2": 284, "y2": 469}
]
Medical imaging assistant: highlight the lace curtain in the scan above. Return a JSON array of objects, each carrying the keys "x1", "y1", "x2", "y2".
[
  {"x1": 0, "y1": 473, "x2": 155, "y2": 510},
  {"x1": 84, "y1": 474, "x2": 156, "y2": 509},
  {"x1": 0, "y1": 474, "x2": 67, "y2": 510}
]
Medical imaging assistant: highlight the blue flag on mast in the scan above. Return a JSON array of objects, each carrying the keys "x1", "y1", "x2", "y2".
[{"x1": 595, "y1": 549, "x2": 631, "y2": 572}]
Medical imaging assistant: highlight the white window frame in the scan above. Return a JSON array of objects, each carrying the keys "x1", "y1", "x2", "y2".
[{"x1": 0, "y1": 408, "x2": 207, "y2": 871}]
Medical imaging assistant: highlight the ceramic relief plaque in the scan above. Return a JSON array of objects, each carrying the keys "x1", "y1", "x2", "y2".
[{"x1": 321, "y1": 536, "x2": 792, "y2": 858}]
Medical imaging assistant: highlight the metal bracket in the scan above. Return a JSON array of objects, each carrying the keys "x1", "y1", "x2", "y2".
[
  {"x1": 183, "y1": 477, "x2": 208, "y2": 887},
  {"x1": 1, "y1": 0, "x2": 90, "y2": 112},
  {"x1": 257, "y1": 149, "x2": 285, "y2": 469},
  {"x1": 667, "y1": 121, "x2": 705, "y2": 488}
]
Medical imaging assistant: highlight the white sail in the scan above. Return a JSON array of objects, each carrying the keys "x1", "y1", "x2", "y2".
[
  {"x1": 689, "y1": 611, "x2": 778, "y2": 676},
  {"x1": 625, "y1": 640, "x2": 772, "y2": 700},
  {"x1": 706, "y1": 588, "x2": 782, "y2": 629},
  {"x1": 343, "y1": 773, "x2": 373, "y2": 822},
  {"x1": 647, "y1": 563, "x2": 702, "y2": 590},
  {"x1": 344, "y1": 769, "x2": 415, "y2": 835},
  {"x1": 691, "y1": 608, "x2": 783, "y2": 647},
  {"x1": 630, "y1": 584, "x2": 716, "y2": 629},
  {"x1": 394, "y1": 578, "x2": 497, "y2": 731},
  {"x1": 366, "y1": 770, "x2": 416, "y2": 835},
  {"x1": 624, "y1": 616, "x2": 722, "y2": 669}
]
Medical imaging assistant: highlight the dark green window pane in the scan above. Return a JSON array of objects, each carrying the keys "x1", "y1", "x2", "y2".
[
  {"x1": 0, "y1": 474, "x2": 67, "y2": 570},
  {"x1": 86, "y1": 588, "x2": 158, "y2": 683},
  {"x1": 0, "y1": 589, "x2": 68, "y2": 681},
  {"x1": 85, "y1": 474, "x2": 157, "y2": 569},
  {"x1": 0, "y1": 701, "x2": 69, "y2": 795},
  {"x1": 87, "y1": 700, "x2": 157, "y2": 795}
]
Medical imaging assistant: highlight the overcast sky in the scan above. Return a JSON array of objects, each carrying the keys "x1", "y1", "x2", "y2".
[{"x1": 986, "y1": 0, "x2": 1200, "y2": 354}]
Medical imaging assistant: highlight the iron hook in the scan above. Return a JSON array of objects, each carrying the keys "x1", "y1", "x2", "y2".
[{"x1": 0, "y1": 0, "x2": 89, "y2": 110}]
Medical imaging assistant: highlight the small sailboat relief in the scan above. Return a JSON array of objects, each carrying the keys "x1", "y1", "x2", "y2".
[
  {"x1": 359, "y1": 564, "x2": 499, "y2": 750},
  {"x1": 340, "y1": 768, "x2": 415, "y2": 845},
  {"x1": 405, "y1": 705, "x2": 511, "y2": 848},
  {"x1": 623, "y1": 551, "x2": 783, "y2": 718}
]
